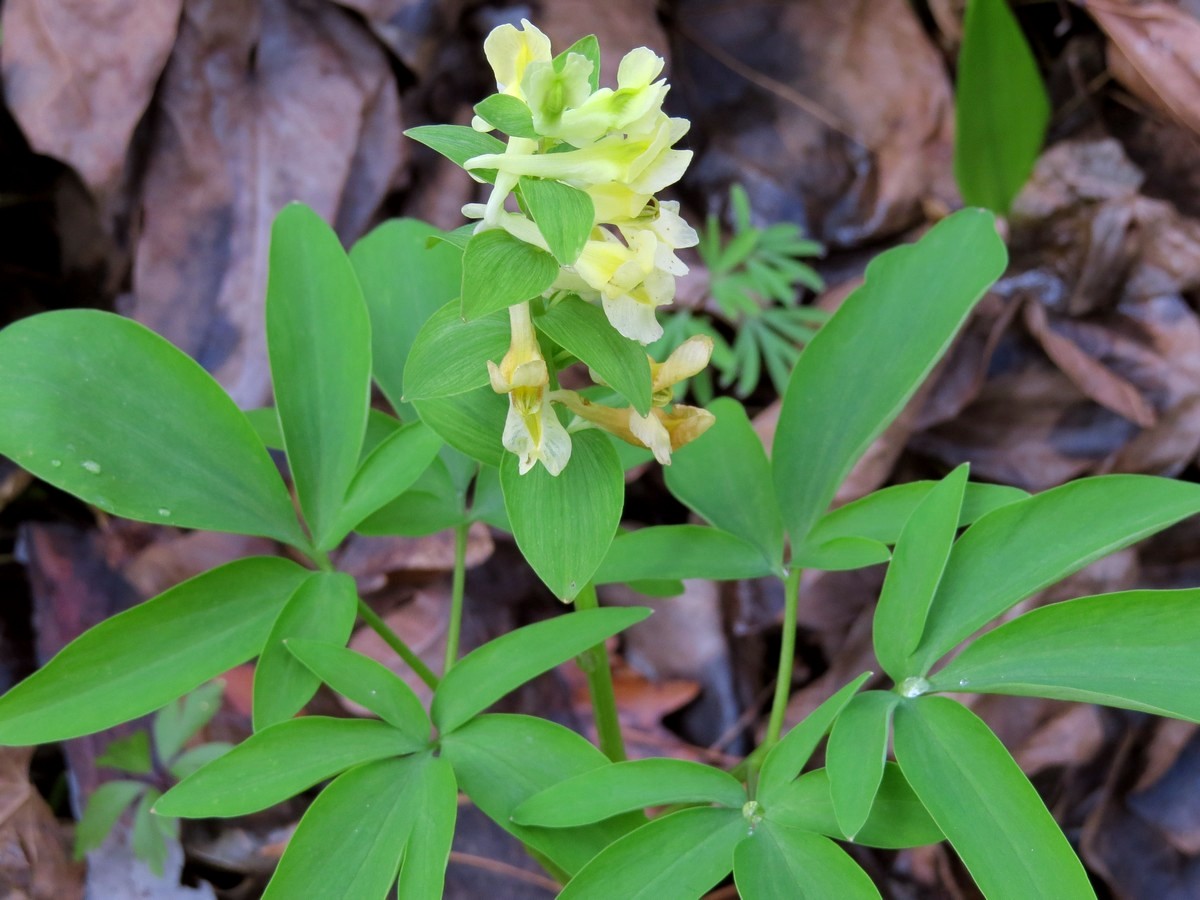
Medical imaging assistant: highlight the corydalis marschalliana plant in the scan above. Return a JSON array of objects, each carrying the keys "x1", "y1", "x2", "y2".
[{"x1": 428, "y1": 21, "x2": 714, "y2": 476}]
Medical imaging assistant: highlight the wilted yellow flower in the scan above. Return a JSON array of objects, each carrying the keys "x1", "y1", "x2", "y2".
[{"x1": 553, "y1": 335, "x2": 715, "y2": 464}]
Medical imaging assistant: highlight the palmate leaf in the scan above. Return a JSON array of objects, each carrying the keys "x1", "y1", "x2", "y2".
[
  {"x1": 155, "y1": 718, "x2": 419, "y2": 818},
  {"x1": 350, "y1": 218, "x2": 463, "y2": 417},
  {"x1": 826, "y1": 691, "x2": 899, "y2": 840},
  {"x1": 514, "y1": 759, "x2": 746, "y2": 828},
  {"x1": 593, "y1": 525, "x2": 775, "y2": 585},
  {"x1": 557, "y1": 807, "x2": 746, "y2": 900},
  {"x1": 262, "y1": 754, "x2": 434, "y2": 900},
  {"x1": 0, "y1": 310, "x2": 303, "y2": 545},
  {"x1": 907, "y1": 475, "x2": 1200, "y2": 674},
  {"x1": 774, "y1": 209, "x2": 1006, "y2": 550},
  {"x1": 893, "y1": 697, "x2": 1094, "y2": 899},
  {"x1": 733, "y1": 823, "x2": 881, "y2": 900},
  {"x1": 266, "y1": 203, "x2": 372, "y2": 549},
  {"x1": 930, "y1": 589, "x2": 1200, "y2": 720},
  {"x1": 0, "y1": 558, "x2": 310, "y2": 745},
  {"x1": 252, "y1": 572, "x2": 359, "y2": 731},
  {"x1": 500, "y1": 429, "x2": 624, "y2": 601},
  {"x1": 441, "y1": 714, "x2": 644, "y2": 876},
  {"x1": 431, "y1": 607, "x2": 650, "y2": 733}
]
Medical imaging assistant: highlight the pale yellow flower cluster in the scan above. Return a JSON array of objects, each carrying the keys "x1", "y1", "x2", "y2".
[{"x1": 468, "y1": 20, "x2": 713, "y2": 476}]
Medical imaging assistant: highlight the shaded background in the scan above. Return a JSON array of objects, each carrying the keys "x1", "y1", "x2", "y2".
[{"x1": 1, "y1": 0, "x2": 1200, "y2": 896}]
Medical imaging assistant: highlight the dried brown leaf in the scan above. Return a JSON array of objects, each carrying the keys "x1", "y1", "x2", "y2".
[
  {"x1": 125, "y1": 0, "x2": 404, "y2": 406},
  {"x1": 0, "y1": 0, "x2": 183, "y2": 204},
  {"x1": 1090, "y1": 0, "x2": 1200, "y2": 137}
]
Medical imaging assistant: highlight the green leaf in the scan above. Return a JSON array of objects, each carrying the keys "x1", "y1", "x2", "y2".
[
  {"x1": 805, "y1": 481, "x2": 1029, "y2": 548},
  {"x1": 432, "y1": 606, "x2": 650, "y2": 733},
  {"x1": 155, "y1": 718, "x2": 417, "y2": 818},
  {"x1": 766, "y1": 764, "x2": 944, "y2": 850},
  {"x1": 756, "y1": 672, "x2": 872, "y2": 803},
  {"x1": 733, "y1": 823, "x2": 881, "y2": 900},
  {"x1": 908, "y1": 475, "x2": 1200, "y2": 674},
  {"x1": 955, "y1": 0, "x2": 1050, "y2": 214},
  {"x1": 253, "y1": 572, "x2": 359, "y2": 731},
  {"x1": 461, "y1": 230, "x2": 560, "y2": 320},
  {"x1": 501, "y1": 429, "x2": 624, "y2": 601},
  {"x1": 514, "y1": 759, "x2": 746, "y2": 827},
  {"x1": 826, "y1": 691, "x2": 899, "y2": 840},
  {"x1": 592, "y1": 525, "x2": 775, "y2": 585},
  {"x1": 403, "y1": 302, "x2": 511, "y2": 400},
  {"x1": 97, "y1": 731, "x2": 153, "y2": 775},
  {"x1": 791, "y1": 536, "x2": 892, "y2": 572},
  {"x1": 474, "y1": 94, "x2": 539, "y2": 139},
  {"x1": 262, "y1": 754, "x2": 425, "y2": 900},
  {"x1": 558, "y1": 807, "x2": 745, "y2": 900},
  {"x1": 556, "y1": 35, "x2": 600, "y2": 91},
  {"x1": 520, "y1": 178, "x2": 595, "y2": 265},
  {"x1": 893, "y1": 697, "x2": 1094, "y2": 899},
  {"x1": 75, "y1": 780, "x2": 145, "y2": 857},
  {"x1": 441, "y1": 714, "x2": 644, "y2": 876},
  {"x1": 153, "y1": 681, "x2": 224, "y2": 764},
  {"x1": 412, "y1": 386, "x2": 506, "y2": 468},
  {"x1": 351, "y1": 219, "x2": 463, "y2": 416},
  {"x1": 356, "y1": 456, "x2": 467, "y2": 537},
  {"x1": 167, "y1": 742, "x2": 232, "y2": 780},
  {"x1": 772, "y1": 210, "x2": 1006, "y2": 547},
  {"x1": 266, "y1": 203, "x2": 372, "y2": 548},
  {"x1": 404, "y1": 125, "x2": 504, "y2": 181},
  {"x1": 286, "y1": 639, "x2": 430, "y2": 743},
  {"x1": 873, "y1": 465, "x2": 968, "y2": 680},
  {"x1": 0, "y1": 310, "x2": 303, "y2": 545},
  {"x1": 0, "y1": 557, "x2": 309, "y2": 745},
  {"x1": 666, "y1": 397, "x2": 783, "y2": 570},
  {"x1": 396, "y1": 756, "x2": 457, "y2": 900},
  {"x1": 132, "y1": 790, "x2": 168, "y2": 876},
  {"x1": 470, "y1": 463, "x2": 510, "y2": 531},
  {"x1": 930, "y1": 588, "x2": 1200, "y2": 720},
  {"x1": 537, "y1": 296, "x2": 651, "y2": 414},
  {"x1": 325, "y1": 421, "x2": 444, "y2": 546}
]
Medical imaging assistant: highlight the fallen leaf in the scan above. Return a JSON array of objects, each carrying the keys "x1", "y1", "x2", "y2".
[
  {"x1": 125, "y1": 0, "x2": 405, "y2": 406},
  {"x1": 0, "y1": 747, "x2": 83, "y2": 900},
  {"x1": 0, "y1": 0, "x2": 183, "y2": 206},
  {"x1": 1090, "y1": 0, "x2": 1200, "y2": 137},
  {"x1": 671, "y1": 0, "x2": 957, "y2": 248}
]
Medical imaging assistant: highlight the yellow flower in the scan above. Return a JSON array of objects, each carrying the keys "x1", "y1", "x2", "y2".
[
  {"x1": 483, "y1": 20, "x2": 552, "y2": 99},
  {"x1": 553, "y1": 335, "x2": 715, "y2": 464},
  {"x1": 466, "y1": 113, "x2": 692, "y2": 196},
  {"x1": 503, "y1": 385, "x2": 573, "y2": 476}
]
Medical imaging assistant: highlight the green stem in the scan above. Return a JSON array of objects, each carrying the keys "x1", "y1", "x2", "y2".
[
  {"x1": 305, "y1": 545, "x2": 335, "y2": 573},
  {"x1": 356, "y1": 598, "x2": 439, "y2": 691},
  {"x1": 764, "y1": 567, "x2": 802, "y2": 749},
  {"x1": 574, "y1": 584, "x2": 627, "y2": 762},
  {"x1": 443, "y1": 522, "x2": 470, "y2": 674}
]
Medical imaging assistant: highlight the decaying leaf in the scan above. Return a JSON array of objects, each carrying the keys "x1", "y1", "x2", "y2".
[
  {"x1": 0, "y1": 0, "x2": 183, "y2": 207},
  {"x1": 124, "y1": 0, "x2": 405, "y2": 406}
]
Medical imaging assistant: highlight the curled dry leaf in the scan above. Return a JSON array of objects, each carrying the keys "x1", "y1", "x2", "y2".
[
  {"x1": 671, "y1": 0, "x2": 956, "y2": 248},
  {"x1": 0, "y1": 747, "x2": 84, "y2": 900},
  {"x1": 0, "y1": 0, "x2": 183, "y2": 207},
  {"x1": 913, "y1": 139, "x2": 1200, "y2": 489},
  {"x1": 125, "y1": 0, "x2": 405, "y2": 406},
  {"x1": 1089, "y1": 0, "x2": 1200, "y2": 137}
]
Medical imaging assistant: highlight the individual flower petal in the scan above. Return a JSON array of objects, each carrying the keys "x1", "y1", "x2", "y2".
[
  {"x1": 628, "y1": 409, "x2": 672, "y2": 464},
  {"x1": 502, "y1": 387, "x2": 572, "y2": 476},
  {"x1": 484, "y1": 19, "x2": 552, "y2": 98},
  {"x1": 523, "y1": 54, "x2": 594, "y2": 136},
  {"x1": 601, "y1": 291, "x2": 664, "y2": 344},
  {"x1": 657, "y1": 404, "x2": 716, "y2": 453},
  {"x1": 651, "y1": 335, "x2": 714, "y2": 396}
]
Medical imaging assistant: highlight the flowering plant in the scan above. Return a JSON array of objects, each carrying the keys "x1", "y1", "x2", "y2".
[{"x1": 0, "y1": 20, "x2": 1199, "y2": 900}]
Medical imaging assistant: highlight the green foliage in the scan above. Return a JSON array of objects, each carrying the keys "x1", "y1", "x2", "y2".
[
  {"x1": 76, "y1": 683, "x2": 231, "y2": 874},
  {"x1": 654, "y1": 183, "x2": 826, "y2": 403},
  {"x1": 955, "y1": 0, "x2": 1050, "y2": 213},
  {"x1": 461, "y1": 230, "x2": 560, "y2": 320},
  {"x1": 500, "y1": 429, "x2": 624, "y2": 601}
]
